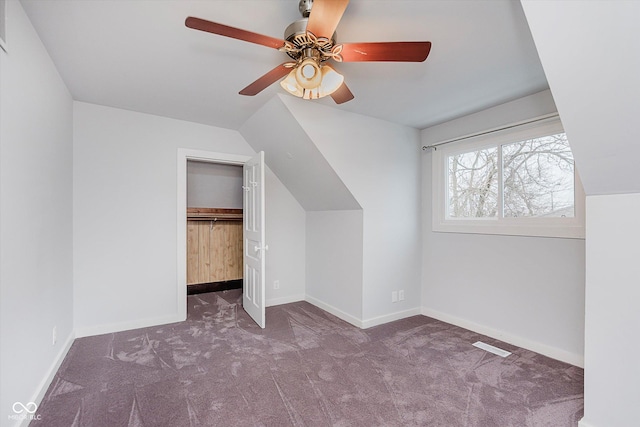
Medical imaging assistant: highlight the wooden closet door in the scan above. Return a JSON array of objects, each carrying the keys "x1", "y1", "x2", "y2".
[
  {"x1": 224, "y1": 221, "x2": 243, "y2": 280},
  {"x1": 187, "y1": 219, "x2": 243, "y2": 285},
  {"x1": 186, "y1": 220, "x2": 199, "y2": 285},
  {"x1": 208, "y1": 221, "x2": 225, "y2": 282}
]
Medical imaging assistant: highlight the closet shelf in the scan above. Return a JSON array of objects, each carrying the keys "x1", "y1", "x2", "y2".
[{"x1": 187, "y1": 207, "x2": 243, "y2": 221}]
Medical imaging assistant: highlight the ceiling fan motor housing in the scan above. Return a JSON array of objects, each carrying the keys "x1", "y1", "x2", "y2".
[
  {"x1": 284, "y1": 18, "x2": 310, "y2": 43},
  {"x1": 284, "y1": 18, "x2": 337, "y2": 61},
  {"x1": 299, "y1": 0, "x2": 313, "y2": 18}
]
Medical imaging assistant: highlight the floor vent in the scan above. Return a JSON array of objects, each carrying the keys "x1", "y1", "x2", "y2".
[{"x1": 472, "y1": 341, "x2": 512, "y2": 358}]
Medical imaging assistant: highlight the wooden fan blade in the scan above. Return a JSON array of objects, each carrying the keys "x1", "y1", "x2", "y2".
[
  {"x1": 239, "y1": 63, "x2": 292, "y2": 96},
  {"x1": 185, "y1": 17, "x2": 285, "y2": 50},
  {"x1": 340, "y1": 41, "x2": 432, "y2": 62},
  {"x1": 330, "y1": 82, "x2": 354, "y2": 104},
  {"x1": 306, "y1": 0, "x2": 349, "y2": 39}
]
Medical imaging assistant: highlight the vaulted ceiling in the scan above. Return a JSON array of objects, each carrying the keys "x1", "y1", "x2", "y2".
[{"x1": 20, "y1": 0, "x2": 548, "y2": 131}]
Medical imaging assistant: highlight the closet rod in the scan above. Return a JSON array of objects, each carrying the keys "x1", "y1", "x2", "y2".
[{"x1": 421, "y1": 113, "x2": 559, "y2": 151}]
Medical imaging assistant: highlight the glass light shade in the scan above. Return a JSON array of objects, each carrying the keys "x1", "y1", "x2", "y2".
[
  {"x1": 280, "y1": 69, "x2": 303, "y2": 97},
  {"x1": 319, "y1": 65, "x2": 344, "y2": 96},
  {"x1": 295, "y1": 58, "x2": 322, "y2": 90},
  {"x1": 280, "y1": 63, "x2": 344, "y2": 100}
]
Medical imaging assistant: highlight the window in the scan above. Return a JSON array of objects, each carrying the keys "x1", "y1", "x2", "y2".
[{"x1": 432, "y1": 117, "x2": 584, "y2": 238}]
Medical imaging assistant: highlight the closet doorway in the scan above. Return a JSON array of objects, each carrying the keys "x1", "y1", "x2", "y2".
[
  {"x1": 186, "y1": 161, "x2": 243, "y2": 294},
  {"x1": 177, "y1": 149, "x2": 266, "y2": 328}
]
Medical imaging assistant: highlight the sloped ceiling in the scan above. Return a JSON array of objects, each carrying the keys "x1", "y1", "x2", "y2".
[
  {"x1": 240, "y1": 95, "x2": 360, "y2": 211},
  {"x1": 522, "y1": 1, "x2": 640, "y2": 195},
  {"x1": 20, "y1": 0, "x2": 548, "y2": 131}
]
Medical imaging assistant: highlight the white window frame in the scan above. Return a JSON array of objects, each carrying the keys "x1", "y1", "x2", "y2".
[{"x1": 432, "y1": 116, "x2": 585, "y2": 239}]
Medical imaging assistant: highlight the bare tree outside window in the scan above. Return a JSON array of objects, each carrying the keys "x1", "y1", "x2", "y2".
[
  {"x1": 448, "y1": 147, "x2": 498, "y2": 217},
  {"x1": 447, "y1": 133, "x2": 574, "y2": 218},
  {"x1": 503, "y1": 133, "x2": 574, "y2": 218}
]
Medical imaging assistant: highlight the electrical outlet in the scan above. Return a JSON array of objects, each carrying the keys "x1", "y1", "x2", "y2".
[
  {"x1": 391, "y1": 291, "x2": 398, "y2": 303},
  {"x1": 52, "y1": 326, "x2": 57, "y2": 346},
  {"x1": 273, "y1": 280, "x2": 280, "y2": 290},
  {"x1": 398, "y1": 290, "x2": 405, "y2": 301}
]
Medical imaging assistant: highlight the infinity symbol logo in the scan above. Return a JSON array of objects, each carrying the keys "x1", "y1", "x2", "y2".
[{"x1": 12, "y1": 402, "x2": 38, "y2": 414}]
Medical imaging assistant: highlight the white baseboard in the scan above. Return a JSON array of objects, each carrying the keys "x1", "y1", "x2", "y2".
[
  {"x1": 266, "y1": 294, "x2": 305, "y2": 307},
  {"x1": 305, "y1": 295, "x2": 363, "y2": 328},
  {"x1": 75, "y1": 313, "x2": 184, "y2": 338},
  {"x1": 421, "y1": 307, "x2": 584, "y2": 368},
  {"x1": 15, "y1": 331, "x2": 75, "y2": 427},
  {"x1": 361, "y1": 307, "x2": 422, "y2": 329},
  {"x1": 304, "y1": 296, "x2": 422, "y2": 330},
  {"x1": 578, "y1": 418, "x2": 595, "y2": 427}
]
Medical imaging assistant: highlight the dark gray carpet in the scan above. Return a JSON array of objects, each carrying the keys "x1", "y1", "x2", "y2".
[{"x1": 32, "y1": 290, "x2": 583, "y2": 426}]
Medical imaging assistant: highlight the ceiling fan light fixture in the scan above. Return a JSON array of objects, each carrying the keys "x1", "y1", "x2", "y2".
[
  {"x1": 302, "y1": 87, "x2": 321, "y2": 100},
  {"x1": 295, "y1": 58, "x2": 322, "y2": 89},
  {"x1": 319, "y1": 64, "x2": 344, "y2": 96},
  {"x1": 280, "y1": 62, "x2": 344, "y2": 100},
  {"x1": 280, "y1": 69, "x2": 304, "y2": 97},
  {"x1": 187, "y1": 0, "x2": 433, "y2": 105}
]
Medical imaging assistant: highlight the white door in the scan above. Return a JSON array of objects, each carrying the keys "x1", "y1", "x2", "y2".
[{"x1": 243, "y1": 151, "x2": 266, "y2": 328}]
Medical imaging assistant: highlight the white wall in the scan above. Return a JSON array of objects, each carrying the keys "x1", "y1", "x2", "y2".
[
  {"x1": 306, "y1": 210, "x2": 363, "y2": 323},
  {"x1": 584, "y1": 194, "x2": 640, "y2": 427},
  {"x1": 423, "y1": 90, "x2": 558, "y2": 144},
  {"x1": 264, "y1": 166, "x2": 306, "y2": 307},
  {"x1": 282, "y1": 96, "x2": 422, "y2": 326},
  {"x1": 521, "y1": 2, "x2": 640, "y2": 426},
  {"x1": 73, "y1": 102, "x2": 305, "y2": 336},
  {"x1": 0, "y1": 1, "x2": 74, "y2": 423},
  {"x1": 187, "y1": 161, "x2": 243, "y2": 209},
  {"x1": 421, "y1": 90, "x2": 586, "y2": 366}
]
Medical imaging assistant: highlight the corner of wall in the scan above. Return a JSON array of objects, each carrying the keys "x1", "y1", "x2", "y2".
[{"x1": 25, "y1": 331, "x2": 76, "y2": 420}]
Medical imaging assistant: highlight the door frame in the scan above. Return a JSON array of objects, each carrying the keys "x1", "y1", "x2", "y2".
[{"x1": 176, "y1": 149, "x2": 251, "y2": 320}]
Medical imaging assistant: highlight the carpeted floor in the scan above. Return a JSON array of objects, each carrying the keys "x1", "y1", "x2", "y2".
[{"x1": 32, "y1": 290, "x2": 584, "y2": 426}]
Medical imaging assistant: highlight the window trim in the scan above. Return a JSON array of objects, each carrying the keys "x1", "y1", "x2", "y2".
[{"x1": 431, "y1": 116, "x2": 585, "y2": 239}]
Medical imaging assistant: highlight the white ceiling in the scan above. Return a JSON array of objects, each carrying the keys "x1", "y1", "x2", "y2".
[{"x1": 20, "y1": 0, "x2": 548, "y2": 131}]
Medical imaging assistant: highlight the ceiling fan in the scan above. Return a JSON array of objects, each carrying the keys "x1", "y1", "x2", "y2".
[{"x1": 185, "y1": 0, "x2": 432, "y2": 104}]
